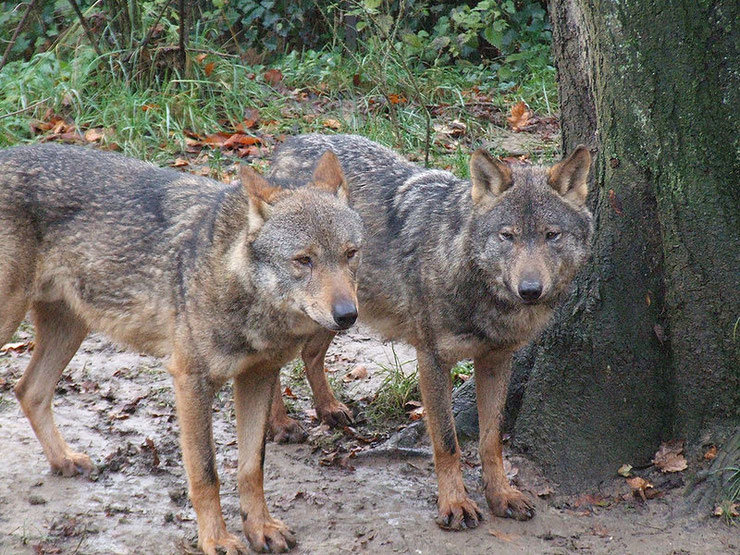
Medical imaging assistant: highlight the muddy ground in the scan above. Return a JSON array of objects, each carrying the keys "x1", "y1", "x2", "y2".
[{"x1": 0, "y1": 325, "x2": 736, "y2": 554}]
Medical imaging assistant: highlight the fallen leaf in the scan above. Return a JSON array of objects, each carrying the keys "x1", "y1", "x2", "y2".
[
  {"x1": 204, "y1": 62, "x2": 215, "y2": 77},
  {"x1": 203, "y1": 132, "x2": 232, "y2": 147},
  {"x1": 713, "y1": 503, "x2": 739, "y2": 518},
  {"x1": 489, "y1": 528, "x2": 518, "y2": 542},
  {"x1": 703, "y1": 445, "x2": 718, "y2": 461},
  {"x1": 342, "y1": 365, "x2": 368, "y2": 382},
  {"x1": 263, "y1": 68, "x2": 283, "y2": 86},
  {"x1": 238, "y1": 108, "x2": 260, "y2": 130},
  {"x1": 388, "y1": 93, "x2": 407, "y2": 104},
  {"x1": 1, "y1": 340, "x2": 34, "y2": 354},
  {"x1": 536, "y1": 485, "x2": 555, "y2": 497},
  {"x1": 627, "y1": 476, "x2": 653, "y2": 501},
  {"x1": 503, "y1": 458, "x2": 519, "y2": 481},
  {"x1": 194, "y1": 53, "x2": 207, "y2": 63},
  {"x1": 618, "y1": 463, "x2": 633, "y2": 477},
  {"x1": 141, "y1": 104, "x2": 158, "y2": 112},
  {"x1": 84, "y1": 128, "x2": 106, "y2": 142},
  {"x1": 283, "y1": 387, "x2": 296, "y2": 399},
  {"x1": 408, "y1": 406, "x2": 425, "y2": 420},
  {"x1": 652, "y1": 440, "x2": 687, "y2": 473},
  {"x1": 573, "y1": 493, "x2": 610, "y2": 508},
  {"x1": 222, "y1": 134, "x2": 260, "y2": 148},
  {"x1": 507, "y1": 101, "x2": 533, "y2": 132},
  {"x1": 323, "y1": 118, "x2": 342, "y2": 130},
  {"x1": 171, "y1": 157, "x2": 189, "y2": 167}
]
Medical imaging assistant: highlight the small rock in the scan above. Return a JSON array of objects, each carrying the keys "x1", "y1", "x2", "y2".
[{"x1": 29, "y1": 494, "x2": 47, "y2": 505}]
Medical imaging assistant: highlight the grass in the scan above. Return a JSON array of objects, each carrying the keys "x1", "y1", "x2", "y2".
[
  {"x1": 0, "y1": 36, "x2": 559, "y2": 173},
  {"x1": 364, "y1": 345, "x2": 419, "y2": 426},
  {"x1": 716, "y1": 466, "x2": 740, "y2": 525}
]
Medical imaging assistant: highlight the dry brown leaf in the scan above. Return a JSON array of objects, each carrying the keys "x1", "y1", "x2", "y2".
[
  {"x1": 342, "y1": 365, "x2": 369, "y2": 383},
  {"x1": 141, "y1": 104, "x2": 158, "y2": 112},
  {"x1": 204, "y1": 62, "x2": 215, "y2": 77},
  {"x1": 653, "y1": 440, "x2": 688, "y2": 473},
  {"x1": 263, "y1": 68, "x2": 283, "y2": 86},
  {"x1": 507, "y1": 101, "x2": 533, "y2": 131},
  {"x1": 1, "y1": 340, "x2": 34, "y2": 354},
  {"x1": 237, "y1": 108, "x2": 260, "y2": 131},
  {"x1": 84, "y1": 128, "x2": 105, "y2": 142},
  {"x1": 388, "y1": 93, "x2": 407, "y2": 105},
  {"x1": 194, "y1": 53, "x2": 207, "y2": 63},
  {"x1": 283, "y1": 386, "x2": 296, "y2": 399},
  {"x1": 407, "y1": 406, "x2": 425, "y2": 421},
  {"x1": 626, "y1": 476, "x2": 655, "y2": 501},
  {"x1": 171, "y1": 157, "x2": 189, "y2": 167},
  {"x1": 222, "y1": 134, "x2": 260, "y2": 148},
  {"x1": 323, "y1": 118, "x2": 342, "y2": 130},
  {"x1": 703, "y1": 445, "x2": 718, "y2": 461}
]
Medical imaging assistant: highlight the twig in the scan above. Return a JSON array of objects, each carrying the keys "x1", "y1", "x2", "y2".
[
  {"x1": 363, "y1": 6, "x2": 433, "y2": 166},
  {"x1": 0, "y1": 96, "x2": 52, "y2": 120},
  {"x1": 68, "y1": 0, "x2": 103, "y2": 57},
  {"x1": 122, "y1": 0, "x2": 174, "y2": 64},
  {"x1": 0, "y1": 0, "x2": 38, "y2": 73},
  {"x1": 178, "y1": 0, "x2": 187, "y2": 73}
]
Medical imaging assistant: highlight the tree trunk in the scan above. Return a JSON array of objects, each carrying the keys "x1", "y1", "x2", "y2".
[{"x1": 510, "y1": 0, "x2": 739, "y2": 491}]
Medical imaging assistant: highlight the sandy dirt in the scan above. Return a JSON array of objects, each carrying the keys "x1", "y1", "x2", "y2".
[{"x1": 0, "y1": 325, "x2": 736, "y2": 555}]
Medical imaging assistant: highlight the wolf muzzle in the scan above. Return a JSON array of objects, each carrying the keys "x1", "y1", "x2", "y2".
[{"x1": 332, "y1": 300, "x2": 358, "y2": 329}]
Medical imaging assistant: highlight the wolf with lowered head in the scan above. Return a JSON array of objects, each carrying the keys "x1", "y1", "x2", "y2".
[{"x1": 0, "y1": 144, "x2": 363, "y2": 554}]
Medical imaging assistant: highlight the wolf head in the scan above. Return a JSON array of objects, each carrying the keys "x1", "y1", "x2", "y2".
[
  {"x1": 237, "y1": 151, "x2": 364, "y2": 331},
  {"x1": 468, "y1": 146, "x2": 593, "y2": 306}
]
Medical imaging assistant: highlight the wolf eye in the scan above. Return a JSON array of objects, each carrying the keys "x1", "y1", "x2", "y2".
[
  {"x1": 294, "y1": 255, "x2": 312, "y2": 267},
  {"x1": 499, "y1": 231, "x2": 515, "y2": 241},
  {"x1": 546, "y1": 231, "x2": 561, "y2": 241},
  {"x1": 346, "y1": 248, "x2": 358, "y2": 260}
]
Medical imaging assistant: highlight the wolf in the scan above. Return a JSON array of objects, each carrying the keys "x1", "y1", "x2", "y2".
[
  {"x1": 0, "y1": 143, "x2": 363, "y2": 554},
  {"x1": 268, "y1": 134, "x2": 593, "y2": 529}
]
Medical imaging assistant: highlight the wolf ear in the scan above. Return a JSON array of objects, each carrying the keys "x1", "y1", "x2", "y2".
[
  {"x1": 312, "y1": 150, "x2": 348, "y2": 203},
  {"x1": 548, "y1": 145, "x2": 591, "y2": 206},
  {"x1": 469, "y1": 148, "x2": 513, "y2": 204},
  {"x1": 240, "y1": 165, "x2": 282, "y2": 233}
]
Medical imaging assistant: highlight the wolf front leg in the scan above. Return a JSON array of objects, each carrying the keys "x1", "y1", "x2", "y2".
[
  {"x1": 171, "y1": 353, "x2": 247, "y2": 555},
  {"x1": 417, "y1": 349, "x2": 482, "y2": 530},
  {"x1": 475, "y1": 350, "x2": 534, "y2": 520},
  {"x1": 235, "y1": 367, "x2": 296, "y2": 553}
]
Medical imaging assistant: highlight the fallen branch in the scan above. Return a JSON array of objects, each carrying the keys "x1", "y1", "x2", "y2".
[{"x1": 68, "y1": 0, "x2": 103, "y2": 57}]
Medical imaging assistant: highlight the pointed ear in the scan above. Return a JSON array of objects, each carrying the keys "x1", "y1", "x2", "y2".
[
  {"x1": 239, "y1": 164, "x2": 282, "y2": 233},
  {"x1": 548, "y1": 145, "x2": 591, "y2": 206},
  {"x1": 469, "y1": 148, "x2": 513, "y2": 204},
  {"x1": 312, "y1": 150, "x2": 348, "y2": 203}
]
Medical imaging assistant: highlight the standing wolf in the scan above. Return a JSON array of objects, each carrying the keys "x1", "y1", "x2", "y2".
[
  {"x1": 0, "y1": 144, "x2": 363, "y2": 554},
  {"x1": 269, "y1": 134, "x2": 593, "y2": 529}
]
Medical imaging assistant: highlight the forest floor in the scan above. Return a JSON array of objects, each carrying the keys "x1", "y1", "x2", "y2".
[{"x1": 0, "y1": 326, "x2": 736, "y2": 555}]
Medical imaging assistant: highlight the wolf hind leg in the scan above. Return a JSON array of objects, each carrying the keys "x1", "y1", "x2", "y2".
[{"x1": 14, "y1": 300, "x2": 92, "y2": 477}]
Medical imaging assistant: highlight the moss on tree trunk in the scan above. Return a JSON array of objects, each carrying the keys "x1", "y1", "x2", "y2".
[{"x1": 510, "y1": 0, "x2": 739, "y2": 490}]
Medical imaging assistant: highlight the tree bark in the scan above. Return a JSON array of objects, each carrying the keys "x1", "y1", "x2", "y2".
[{"x1": 509, "y1": 0, "x2": 739, "y2": 491}]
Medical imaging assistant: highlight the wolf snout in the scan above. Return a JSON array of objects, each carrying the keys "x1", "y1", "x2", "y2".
[
  {"x1": 332, "y1": 300, "x2": 358, "y2": 329},
  {"x1": 517, "y1": 279, "x2": 543, "y2": 303}
]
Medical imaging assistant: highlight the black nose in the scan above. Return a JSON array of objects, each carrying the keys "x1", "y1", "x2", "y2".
[
  {"x1": 518, "y1": 280, "x2": 543, "y2": 303},
  {"x1": 332, "y1": 301, "x2": 358, "y2": 329}
]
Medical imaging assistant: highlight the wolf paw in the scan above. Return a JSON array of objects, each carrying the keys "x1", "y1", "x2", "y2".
[
  {"x1": 269, "y1": 416, "x2": 307, "y2": 444},
  {"x1": 245, "y1": 517, "x2": 296, "y2": 553},
  {"x1": 199, "y1": 531, "x2": 247, "y2": 555},
  {"x1": 435, "y1": 496, "x2": 483, "y2": 530},
  {"x1": 486, "y1": 486, "x2": 535, "y2": 521},
  {"x1": 51, "y1": 451, "x2": 94, "y2": 477},
  {"x1": 316, "y1": 400, "x2": 353, "y2": 428}
]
